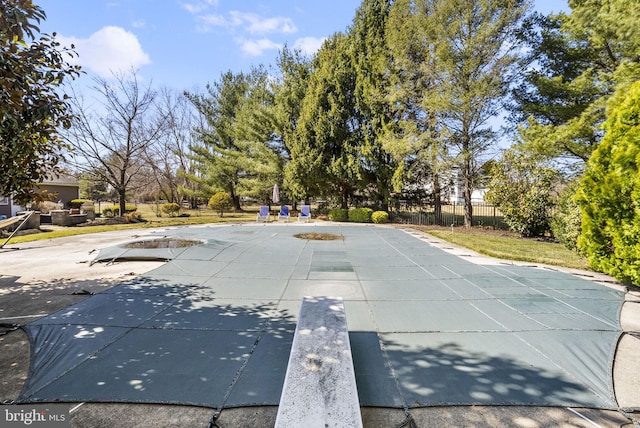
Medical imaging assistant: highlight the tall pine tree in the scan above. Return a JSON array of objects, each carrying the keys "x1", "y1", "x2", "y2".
[
  {"x1": 512, "y1": 0, "x2": 640, "y2": 171},
  {"x1": 350, "y1": 0, "x2": 396, "y2": 210},
  {"x1": 186, "y1": 68, "x2": 281, "y2": 209},
  {"x1": 285, "y1": 33, "x2": 364, "y2": 208}
]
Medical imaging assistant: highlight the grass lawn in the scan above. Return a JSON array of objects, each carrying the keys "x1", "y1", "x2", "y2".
[
  {"x1": 410, "y1": 225, "x2": 589, "y2": 271},
  {"x1": 5, "y1": 203, "x2": 259, "y2": 245}
]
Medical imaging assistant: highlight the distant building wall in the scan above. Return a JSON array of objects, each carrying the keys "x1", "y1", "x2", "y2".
[
  {"x1": 0, "y1": 175, "x2": 80, "y2": 217},
  {"x1": 41, "y1": 184, "x2": 80, "y2": 207}
]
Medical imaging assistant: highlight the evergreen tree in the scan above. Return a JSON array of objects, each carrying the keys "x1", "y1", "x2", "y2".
[
  {"x1": 186, "y1": 68, "x2": 281, "y2": 209},
  {"x1": 512, "y1": 0, "x2": 640, "y2": 170},
  {"x1": 349, "y1": 0, "x2": 396, "y2": 210},
  {"x1": 272, "y1": 46, "x2": 312, "y2": 160},
  {"x1": 269, "y1": 47, "x2": 313, "y2": 204},
  {"x1": 384, "y1": 0, "x2": 530, "y2": 227},
  {"x1": 384, "y1": 0, "x2": 449, "y2": 221},
  {"x1": 234, "y1": 69, "x2": 283, "y2": 204},
  {"x1": 433, "y1": 0, "x2": 531, "y2": 227},
  {"x1": 186, "y1": 71, "x2": 248, "y2": 210},
  {"x1": 285, "y1": 33, "x2": 364, "y2": 208},
  {"x1": 576, "y1": 81, "x2": 640, "y2": 285}
]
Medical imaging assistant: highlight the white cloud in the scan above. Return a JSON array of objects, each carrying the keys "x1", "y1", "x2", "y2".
[
  {"x1": 198, "y1": 13, "x2": 239, "y2": 29},
  {"x1": 234, "y1": 12, "x2": 297, "y2": 35},
  {"x1": 186, "y1": 6, "x2": 297, "y2": 58},
  {"x1": 197, "y1": 11, "x2": 297, "y2": 35},
  {"x1": 58, "y1": 26, "x2": 151, "y2": 77},
  {"x1": 293, "y1": 37, "x2": 326, "y2": 55},
  {"x1": 240, "y1": 38, "x2": 282, "y2": 57},
  {"x1": 182, "y1": 0, "x2": 218, "y2": 14}
]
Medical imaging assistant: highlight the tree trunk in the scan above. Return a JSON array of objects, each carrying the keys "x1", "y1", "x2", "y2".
[
  {"x1": 463, "y1": 160, "x2": 473, "y2": 228},
  {"x1": 119, "y1": 191, "x2": 127, "y2": 217},
  {"x1": 433, "y1": 173, "x2": 442, "y2": 226},
  {"x1": 229, "y1": 186, "x2": 242, "y2": 211},
  {"x1": 341, "y1": 187, "x2": 349, "y2": 209},
  {"x1": 378, "y1": 175, "x2": 390, "y2": 212},
  {"x1": 188, "y1": 196, "x2": 199, "y2": 209}
]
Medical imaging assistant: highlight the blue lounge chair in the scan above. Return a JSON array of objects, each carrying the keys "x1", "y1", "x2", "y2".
[
  {"x1": 256, "y1": 206, "x2": 270, "y2": 222},
  {"x1": 278, "y1": 205, "x2": 290, "y2": 222},
  {"x1": 298, "y1": 205, "x2": 311, "y2": 222}
]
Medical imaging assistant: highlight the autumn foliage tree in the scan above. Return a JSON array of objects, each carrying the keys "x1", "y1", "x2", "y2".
[{"x1": 0, "y1": 0, "x2": 81, "y2": 204}]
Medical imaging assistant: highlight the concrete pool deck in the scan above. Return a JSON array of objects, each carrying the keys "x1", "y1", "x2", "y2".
[{"x1": 1, "y1": 223, "x2": 639, "y2": 427}]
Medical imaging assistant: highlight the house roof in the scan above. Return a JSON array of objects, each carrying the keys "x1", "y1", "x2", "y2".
[{"x1": 43, "y1": 174, "x2": 80, "y2": 187}]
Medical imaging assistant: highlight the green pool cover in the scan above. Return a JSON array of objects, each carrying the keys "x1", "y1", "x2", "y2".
[{"x1": 19, "y1": 224, "x2": 624, "y2": 410}]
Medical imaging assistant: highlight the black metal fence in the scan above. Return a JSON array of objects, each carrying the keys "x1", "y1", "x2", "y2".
[{"x1": 390, "y1": 202, "x2": 508, "y2": 229}]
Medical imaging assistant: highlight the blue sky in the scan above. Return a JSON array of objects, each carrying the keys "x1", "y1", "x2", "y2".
[{"x1": 36, "y1": 0, "x2": 569, "y2": 93}]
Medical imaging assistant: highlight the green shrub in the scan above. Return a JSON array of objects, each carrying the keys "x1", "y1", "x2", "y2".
[
  {"x1": 485, "y1": 149, "x2": 557, "y2": 237},
  {"x1": 503, "y1": 187, "x2": 553, "y2": 237},
  {"x1": 208, "y1": 192, "x2": 232, "y2": 217},
  {"x1": 161, "y1": 202, "x2": 181, "y2": 217},
  {"x1": 69, "y1": 199, "x2": 92, "y2": 209},
  {"x1": 102, "y1": 205, "x2": 137, "y2": 217},
  {"x1": 550, "y1": 182, "x2": 582, "y2": 252},
  {"x1": 371, "y1": 211, "x2": 389, "y2": 224},
  {"x1": 328, "y1": 208, "x2": 349, "y2": 222},
  {"x1": 348, "y1": 207, "x2": 373, "y2": 223},
  {"x1": 576, "y1": 81, "x2": 640, "y2": 285}
]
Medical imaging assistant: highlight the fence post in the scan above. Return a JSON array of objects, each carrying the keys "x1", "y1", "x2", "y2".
[{"x1": 493, "y1": 205, "x2": 496, "y2": 230}]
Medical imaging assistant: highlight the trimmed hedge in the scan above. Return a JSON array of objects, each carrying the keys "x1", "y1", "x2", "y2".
[
  {"x1": 102, "y1": 205, "x2": 137, "y2": 217},
  {"x1": 328, "y1": 208, "x2": 349, "y2": 222},
  {"x1": 329, "y1": 208, "x2": 389, "y2": 223},
  {"x1": 69, "y1": 199, "x2": 92, "y2": 209},
  {"x1": 371, "y1": 211, "x2": 389, "y2": 224},
  {"x1": 348, "y1": 208, "x2": 373, "y2": 223}
]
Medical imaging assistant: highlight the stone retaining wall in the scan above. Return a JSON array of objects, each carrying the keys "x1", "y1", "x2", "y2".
[{"x1": 50, "y1": 210, "x2": 88, "y2": 226}]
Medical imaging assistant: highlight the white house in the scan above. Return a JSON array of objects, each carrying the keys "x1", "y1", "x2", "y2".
[{"x1": 446, "y1": 172, "x2": 488, "y2": 204}]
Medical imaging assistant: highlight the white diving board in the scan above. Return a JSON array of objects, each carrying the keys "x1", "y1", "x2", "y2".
[{"x1": 275, "y1": 296, "x2": 363, "y2": 428}]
